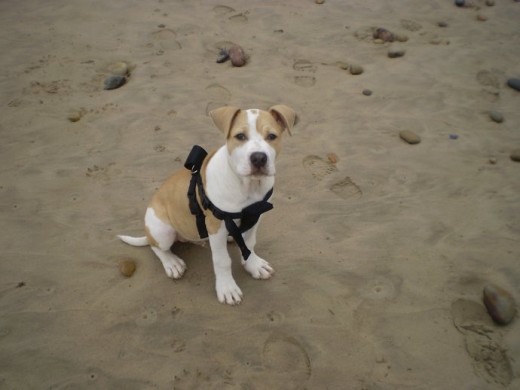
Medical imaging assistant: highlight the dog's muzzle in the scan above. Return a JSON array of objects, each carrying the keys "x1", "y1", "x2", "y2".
[{"x1": 250, "y1": 152, "x2": 268, "y2": 174}]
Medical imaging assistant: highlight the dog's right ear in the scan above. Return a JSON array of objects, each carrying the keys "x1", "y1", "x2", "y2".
[{"x1": 209, "y1": 106, "x2": 241, "y2": 137}]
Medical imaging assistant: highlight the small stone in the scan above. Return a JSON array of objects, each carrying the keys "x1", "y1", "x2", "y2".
[
  {"x1": 438, "y1": 21, "x2": 448, "y2": 28},
  {"x1": 109, "y1": 62, "x2": 129, "y2": 76},
  {"x1": 399, "y1": 130, "x2": 421, "y2": 144},
  {"x1": 362, "y1": 89, "x2": 372, "y2": 96},
  {"x1": 455, "y1": 0, "x2": 465, "y2": 6},
  {"x1": 485, "y1": 0, "x2": 495, "y2": 6},
  {"x1": 449, "y1": 134, "x2": 459, "y2": 140},
  {"x1": 119, "y1": 258, "x2": 137, "y2": 277},
  {"x1": 336, "y1": 61, "x2": 349, "y2": 70},
  {"x1": 315, "y1": 0, "x2": 325, "y2": 4},
  {"x1": 388, "y1": 46, "x2": 406, "y2": 58},
  {"x1": 507, "y1": 78, "x2": 520, "y2": 92},
  {"x1": 373, "y1": 27, "x2": 394, "y2": 43},
  {"x1": 511, "y1": 149, "x2": 520, "y2": 162},
  {"x1": 488, "y1": 157, "x2": 497, "y2": 165},
  {"x1": 158, "y1": 23, "x2": 166, "y2": 28},
  {"x1": 104, "y1": 75, "x2": 126, "y2": 90},
  {"x1": 483, "y1": 284, "x2": 516, "y2": 325},
  {"x1": 349, "y1": 64, "x2": 363, "y2": 75},
  {"x1": 216, "y1": 48, "x2": 229, "y2": 63},
  {"x1": 476, "y1": 14, "x2": 487, "y2": 22},
  {"x1": 67, "y1": 111, "x2": 82, "y2": 122},
  {"x1": 394, "y1": 34, "x2": 409, "y2": 43},
  {"x1": 228, "y1": 44, "x2": 246, "y2": 67},
  {"x1": 327, "y1": 153, "x2": 338, "y2": 164},
  {"x1": 489, "y1": 111, "x2": 504, "y2": 123}
]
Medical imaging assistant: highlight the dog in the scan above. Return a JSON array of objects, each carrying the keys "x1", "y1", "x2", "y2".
[{"x1": 118, "y1": 105, "x2": 295, "y2": 305}]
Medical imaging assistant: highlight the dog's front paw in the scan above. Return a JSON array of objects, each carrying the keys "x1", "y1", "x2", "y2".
[
  {"x1": 215, "y1": 277, "x2": 243, "y2": 305},
  {"x1": 243, "y1": 255, "x2": 274, "y2": 279}
]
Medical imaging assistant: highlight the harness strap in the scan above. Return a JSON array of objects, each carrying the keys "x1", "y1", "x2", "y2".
[{"x1": 184, "y1": 145, "x2": 274, "y2": 260}]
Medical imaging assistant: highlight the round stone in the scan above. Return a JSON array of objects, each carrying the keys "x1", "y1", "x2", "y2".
[
  {"x1": 119, "y1": 258, "x2": 137, "y2": 277},
  {"x1": 477, "y1": 14, "x2": 488, "y2": 22},
  {"x1": 455, "y1": 0, "x2": 465, "y2": 7},
  {"x1": 510, "y1": 149, "x2": 520, "y2": 162},
  {"x1": 362, "y1": 89, "x2": 372, "y2": 96},
  {"x1": 388, "y1": 46, "x2": 406, "y2": 58},
  {"x1": 438, "y1": 21, "x2": 448, "y2": 27},
  {"x1": 109, "y1": 62, "x2": 129, "y2": 76},
  {"x1": 485, "y1": 0, "x2": 495, "y2": 6},
  {"x1": 489, "y1": 111, "x2": 504, "y2": 123},
  {"x1": 483, "y1": 284, "x2": 516, "y2": 325},
  {"x1": 349, "y1": 64, "x2": 364, "y2": 75},
  {"x1": 229, "y1": 44, "x2": 246, "y2": 67},
  {"x1": 399, "y1": 130, "x2": 421, "y2": 144},
  {"x1": 67, "y1": 111, "x2": 82, "y2": 122}
]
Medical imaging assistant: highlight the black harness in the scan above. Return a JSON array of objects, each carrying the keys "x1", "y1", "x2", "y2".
[{"x1": 184, "y1": 145, "x2": 274, "y2": 260}]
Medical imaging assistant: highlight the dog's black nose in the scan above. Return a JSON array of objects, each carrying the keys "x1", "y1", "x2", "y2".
[{"x1": 250, "y1": 152, "x2": 268, "y2": 168}]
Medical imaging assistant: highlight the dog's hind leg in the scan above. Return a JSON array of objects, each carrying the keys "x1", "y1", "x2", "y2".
[{"x1": 145, "y1": 207, "x2": 187, "y2": 279}]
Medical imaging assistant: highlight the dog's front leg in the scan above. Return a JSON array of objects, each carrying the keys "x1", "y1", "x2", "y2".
[
  {"x1": 209, "y1": 222, "x2": 243, "y2": 305},
  {"x1": 241, "y1": 221, "x2": 274, "y2": 279}
]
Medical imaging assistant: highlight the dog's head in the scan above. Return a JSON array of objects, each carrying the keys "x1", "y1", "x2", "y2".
[{"x1": 209, "y1": 105, "x2": 295, "y2": 178}]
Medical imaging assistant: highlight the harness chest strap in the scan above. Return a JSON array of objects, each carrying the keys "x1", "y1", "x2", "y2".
[{"x1": 184, "y1": 145, "x2": 274, "y2": 260}]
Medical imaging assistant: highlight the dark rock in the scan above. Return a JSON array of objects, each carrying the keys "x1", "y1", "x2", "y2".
[
  {"x1": 119, "y1": 258, "x2": 137, "y2": 277},
  {"x1": 455, "y1": 0, "x2": 465, "y2": 6},
  {"x1": 216, "y1": 48, "x2": 229, "y2": 63},
  {"x1": 507, "y1": 78, "x2": 520, "y2": 91},
  {"x1": 511, "y1": 149, "x2": 520, "y2": 162},
  {"x1": 104, "y1": 75, "x2": 126, "y2": 90},
  {"x1": 362, "y1": 89, "x2": 372, "y2": 96},
  {"x1": 373, "y1": 27, "x2": 394, "y2": 42},
  {"x1": 229, "y1": 45, "x2": 246, "y2": 67},
  {"x1": 489, "y1": 111, "x2": 504, "y2": 123}
]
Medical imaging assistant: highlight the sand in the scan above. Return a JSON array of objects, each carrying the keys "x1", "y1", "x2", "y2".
[{"x1": 1, "y1": 0, "x2": 520, "y2": 388}]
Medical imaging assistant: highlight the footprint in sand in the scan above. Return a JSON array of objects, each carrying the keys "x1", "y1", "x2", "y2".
[
  {"x1": 302, "y1": 155, "x2": 337, "y2": 181},
  {"x1": 205, "y1": 83, "x2": 231, "y2": 115},
  {"x1": 292, "y1": 59, "x2": 317, "y2": 87},
  {"x1": 151, "y1": 28, "x2": 181, "y2": 50},
  {"x1": 358, "y1": 273, "x2": 402, "y2": 301},
  {"x1": 85, "y1": 162, "x2": 121, "y2": 182},
  {"x1": 330, "y1": 177, "x2": 362, "y2": 200},
  {"x1": 263, "y1": 332, "x2": 312, "y2": 383},
  {"x1": 450, "y1": 299, "x2": 513, "y2": 386}
]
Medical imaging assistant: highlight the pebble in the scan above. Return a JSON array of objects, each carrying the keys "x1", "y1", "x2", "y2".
[
  {"x1": 488, "y1": 157, "x2": 497, "y2": 165},
  {"x1": 394, "y1": 34, "x2": 409, "y2": 43},
  {"x1": 119, "y1": 258, "x2": 137, "y2": 277},
  {"x1": 228, "y1": 44, "x2": 246, "y2": 67},
  {"x1": 483, "y1": 284, "x2": 517, "y2": 325},
  {"x1": 438, "y1": 21, "x2": 448, "y2": 28},
  {"x1": 507, "y1": 78, "x2": 520, "y2": 92},
  {"x1": 455, "y1": 0, "x2": 465, "y2": 6},
  {"x1": 373, "y1": 27, "x2": 394, "y2": 43},
  {"x1": 327, "y1": 152, "x2": 338, "y2": 164},
  {"x1": 511, "y1": 149, "x2": 520, "y2": 162},
  {"x1": 349, "y1": 64, "x2": 364, "y2": 75},
  {"x1": 109, "y1": 61, "x2": 130, "y2": 76},
  {"x1": 476, "y1": 14, "x2": 488, "y2": 22},
  {"x1": 67, "y1": 111, "x2": 82, "y2": 122},
  {"x1": 315, "y1": 0, "x2": 325, "y2": 4},
  {"x1": 485, "y1": 0, "x2": 495, "y2": 6},
  {"x1": 388, "y1": 46, "x2": 406, "y2": 58},
  {"x1": 362, "y1": 89, "x2": 372, "y2": 96},
  {"x1": 104, "y1": 75, "x2": 126, "y2": 90},
  {"x1": 489, "y1": 111, "x2": 504, "y2": 123},
  {"x1": 216, "y1": 48, "x2": 229, "y2": 63},
  {"x1": 399, "y1": 130, "x2": 421, "y2": 144},
  {"x1": 449, "y1": 134, "x2": 459, "y2": 140}
]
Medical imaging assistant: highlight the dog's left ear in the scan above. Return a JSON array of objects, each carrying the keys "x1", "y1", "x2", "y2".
[
  {"x1": 209, "y1": 106, "x2": 241, "y2": 137},
  {"x1": 269, "y1": 105, "x2": 296, "y2": 135}
]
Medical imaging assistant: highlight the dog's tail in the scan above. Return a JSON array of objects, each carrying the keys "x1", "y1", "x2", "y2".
[{"x1": 117, "y1": 235, "x2": 149, "y2": 247}]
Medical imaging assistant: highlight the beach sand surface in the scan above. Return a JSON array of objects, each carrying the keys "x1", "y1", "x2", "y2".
[{"x1": 1, "y1": 0, "x2": 519, "y2": 388}]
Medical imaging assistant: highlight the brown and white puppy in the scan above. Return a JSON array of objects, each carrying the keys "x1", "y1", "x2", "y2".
[{"x1": 118, "y1": 105, "x2": 295, "y2": 305}]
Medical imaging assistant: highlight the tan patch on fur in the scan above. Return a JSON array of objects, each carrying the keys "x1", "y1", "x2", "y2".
[{"x1": 145, "y1": 150, "x2": 223, "y2": 244}]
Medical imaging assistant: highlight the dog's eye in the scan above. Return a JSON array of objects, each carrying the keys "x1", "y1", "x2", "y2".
[
  {"x1": 235, "y1": 133, "x2": 247, "y2": 141},
  {"x1": 266, "y1": 133, "x2": 278, "y2": 141}
]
